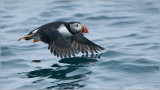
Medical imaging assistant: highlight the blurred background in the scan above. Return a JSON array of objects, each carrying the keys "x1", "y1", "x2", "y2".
[{"x1": 1, "y1": 0, "x2": 159, "y2": 90}]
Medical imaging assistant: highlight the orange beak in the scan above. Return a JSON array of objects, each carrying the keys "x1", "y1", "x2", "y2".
[{"x1": 80, "y1": 24, "x2": 88, "y2": 33}]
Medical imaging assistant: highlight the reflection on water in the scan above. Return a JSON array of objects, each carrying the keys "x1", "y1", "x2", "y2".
[
  {"x1": 59, "y1": 54, "x2": 101, "y2": 64},
  {"x1": 27, "y1": 55, "x2": 100, "y2": 89}
]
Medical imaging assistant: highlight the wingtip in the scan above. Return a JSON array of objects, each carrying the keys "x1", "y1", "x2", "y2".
[{"x1": 102, "y1": 47, "x2": 105, "y2": 50}]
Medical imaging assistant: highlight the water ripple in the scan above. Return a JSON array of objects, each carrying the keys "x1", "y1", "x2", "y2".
[
  {"x1": 85, "y1": 15, "x2": 131, "y2": 21},
  {"x1": 96, "y1": 59, "x2": 159, "y2": 73},
  {"x1": 110, "y1": 19, "x2": 141, "y2": 26},
  {"x1": 144, "y1": 46, "x2": 159, "y2": 50},
  {"x1": 102, "y1": 50, "x2": 129, "y2": 57}
]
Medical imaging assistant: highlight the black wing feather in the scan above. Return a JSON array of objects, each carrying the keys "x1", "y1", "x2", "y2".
[
  {"x1": 39, "y1": 29, "x2": 78, "y2": 58},
  {"x1": 68, "y1": 33, "x2": 104, "y2": 54}
]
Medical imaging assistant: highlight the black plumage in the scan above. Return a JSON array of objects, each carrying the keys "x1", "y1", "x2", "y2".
[{"x1": 18, "y1": 21, "x2": 104, "y2": 58}]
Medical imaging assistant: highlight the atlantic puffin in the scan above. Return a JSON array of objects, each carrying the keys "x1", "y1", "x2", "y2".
[{"x1": 18, "y1": 21, "x2": 104, "y2": 58}]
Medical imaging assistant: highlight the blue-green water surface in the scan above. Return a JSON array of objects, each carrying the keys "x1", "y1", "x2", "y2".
[{"x1": 1, "y1": 0, "x2": 160, "y2": 90}]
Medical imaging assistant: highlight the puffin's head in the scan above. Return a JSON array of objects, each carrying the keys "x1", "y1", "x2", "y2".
[{"x1": 69, "y1": 22, "x2": 88, "y2": 34}]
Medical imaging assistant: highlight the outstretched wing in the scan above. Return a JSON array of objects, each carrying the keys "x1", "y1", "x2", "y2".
[
  {"x1": 68, "y1": 33, "x2": 104, "y2": 54},
  {"x1": 39, "y1": 29, "x2": 78, "y2": 58}
]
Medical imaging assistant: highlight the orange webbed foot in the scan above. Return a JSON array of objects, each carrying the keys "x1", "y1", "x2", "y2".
[{"x1": 33, "y1": 40, "x2": 38, "y2": 43}]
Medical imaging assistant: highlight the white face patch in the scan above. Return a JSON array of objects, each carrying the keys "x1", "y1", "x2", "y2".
[
  {"x1": 58, "y1": 24, "x2": 72, "y2": 38},
  {"x1": 32, "y1": 29, "x2": 39, "y2": 34},
  {"x1": 70, "y1": 23, "x2": 81, "y2": 32}
]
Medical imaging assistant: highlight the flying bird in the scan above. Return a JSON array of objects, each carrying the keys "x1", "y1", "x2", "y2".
[{"x1": 18, "y1": 21, "x2": 104, "y2": 58}]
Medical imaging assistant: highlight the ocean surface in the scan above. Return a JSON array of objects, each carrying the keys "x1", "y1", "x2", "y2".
[{"x1": 1, "y1": 0, "x2": 160, "y2": 90}]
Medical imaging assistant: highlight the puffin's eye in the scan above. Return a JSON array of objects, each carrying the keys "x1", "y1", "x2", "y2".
[{"x1": 76, "y1": 24, "x2": 78, "y2": 27}]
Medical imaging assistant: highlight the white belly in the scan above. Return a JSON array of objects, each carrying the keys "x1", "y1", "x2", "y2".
[{"x1": 58, "y1": 24, "x2": 72, "y2": 38}]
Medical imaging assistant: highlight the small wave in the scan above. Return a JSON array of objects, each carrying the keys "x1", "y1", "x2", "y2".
[
  {"x1": 85, "y1": 15, "x2": 131, "y2": 21},
  {"x1": 5, "y1": 28, "x2": 29, "y2": 33},
  {"x1": 1, "y1": 51, "x2": 14, "y2": 56},
  {"x1": 1, "y1": 46, "x2": 15, "y2": 56},
  {"x1": 121, "y1": 64, "x2": 159, "y2": 73},
  {"x1": 1, "y1": 24, "x2": 13, "y2": 29},
  {"x1": 105, "y1": 33, "x2": 139, "y2": 40},
  {"x1": 1, "y1": 46, "x2": 10, "y2": 50},
  {"x1": 96, "y1": 60, "x2": 122, "y2": 67},
  {"x1": 54, "y1": 4, "x2": 79, "y2": 10},
  {"x1": 137, "y1": 35, "x2": 153, "y2": 39},
  {"x1": 39, "y1": 11, "x2": 57, "y2": 17},
  {"x1": 122, "y1": 33, "x2": 139, "y2": 38},
  {"x1": 3, "y1": 59, "x2": 26, "y2": 63},
  {"x1": 143, "y1": 46, "x2": 159, "y2": 50},
  {"x1": 50, "y1": 1, "x2": 72, "y2": 4},
  {"x1": 132, "y1": 58, "x2": 158, "y2": 65},
  {"x1": 102, "y1": 50, "x2": 129, "y2": 57},
  {"x1": 127, "y1": 43, "x2": 151, "y2": 47},
  {"x1": 55, "y1": 17, "x2": 72, "y2": 21},
  {"x1": 1, "y1": 60, "x2": 30, "y2": 70},
  {"x1": 2, "y1": 15, "x2": 14, "y2": 18},
  {"x1": 144, "y1": 7, "x2": 159, "y2": 14},
  {"x1": 110, "y1": 20, "x2": 140, "y2": 26},
  {"x1": 97, "y1": 59, "x2": 159, "y2": 73},
  {"x1": 20, "y1": 17, "x2": 40, "y2": 25},
  {"x1": 74, "y1": 13, "x2": 90, "y2": 18}
]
